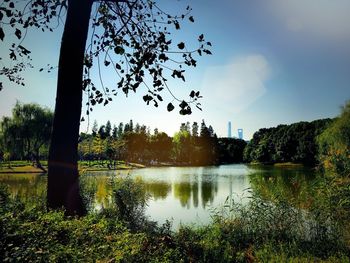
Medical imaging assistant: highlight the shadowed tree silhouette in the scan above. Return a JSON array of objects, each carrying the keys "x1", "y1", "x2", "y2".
[{"x1": 0, "y1": 0, "x2": 211, "y2": 215}]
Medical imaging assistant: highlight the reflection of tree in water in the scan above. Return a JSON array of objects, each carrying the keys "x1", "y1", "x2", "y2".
[
  {"x1": 174, "y1": 182, "x2": 192, "y2": 208},
  {"x1": 201, "y1": 177, "x2": 218, "y2": 208},
  {"x1": 0, "y1": 174, "x2": 46, "y2": 203},
  {"x1": 192, "y1": 180, "x2": 199, "y2": 208},
  {"x1": 95, "y1": 177, "x2": 113, "y2": 209},
  {"x1": 146, "y1": 181, "x2": 171, "y2": 200},
  {"x1": 173, "y1": 174, "x2": 218, "y2": 209},
  {"x1": 249, "y1": 167, "x2": 317, "y2": 208}
]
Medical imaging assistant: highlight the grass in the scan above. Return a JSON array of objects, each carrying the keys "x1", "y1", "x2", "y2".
[
  {"x1": 1, "y1": 173, "x2": 349, "y2": 262},
  {"x1": 0, "y1": 160, "x2": 146, "y2": 174},
  {"x1": 273, "y1": 162, "x2": 304, "y2": 167}
]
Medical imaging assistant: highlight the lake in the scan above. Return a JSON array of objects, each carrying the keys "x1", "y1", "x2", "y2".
[{"x1": 0, "y1": 164, "x2": 318, "y2": 228}]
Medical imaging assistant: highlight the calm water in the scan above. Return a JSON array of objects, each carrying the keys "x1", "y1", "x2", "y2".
[{"x1": 0, "y1": 164, "x2": 317, "y2": 228}]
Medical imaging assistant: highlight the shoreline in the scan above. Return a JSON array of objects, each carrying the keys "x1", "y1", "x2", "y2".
[{"x1": 1, "y1": 161, "x2": 307, "y2": 174}]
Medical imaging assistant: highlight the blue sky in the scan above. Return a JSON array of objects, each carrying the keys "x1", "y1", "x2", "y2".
[{"x1": 1, "y1": 0, "x2": 350, "y2": 139}]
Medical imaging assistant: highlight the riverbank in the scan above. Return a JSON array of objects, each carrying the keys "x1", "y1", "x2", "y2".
[
  {"x1": 0, "y1": 160, "x2": 249, "y2": 174},
  {"x1": 0, "y1": 160, "x2": 146, "y2": 174},
  {"x1": 249, "y1": 161, "x2": 306, "y2": 168}
]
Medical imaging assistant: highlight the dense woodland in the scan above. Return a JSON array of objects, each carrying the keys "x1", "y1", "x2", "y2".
[{"x1": 244, "y1": 119, "x2": 333, "y2": 166}]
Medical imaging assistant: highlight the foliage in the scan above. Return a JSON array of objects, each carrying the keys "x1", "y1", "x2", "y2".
[
  {"x1": 179, "y1": 192, "x2": 348, "y2": 262},
  {"x1": 318, "y1": 101, "x2": 350, "y2": 177},
  {"x1": 244, "y1": 119, "x2": 332, "y2": 166},
  {"x1": 217, "y1": 138, "x2": 247, "y2": 163},
  {"x1": 0, "y1": 0, "x2": 211, "y2": 115},
  {"x1": 78, "y1": 119, "x2": 247, "y2": 166},
  {"x1": 0, "y1": 102, "x2": 53, "y2": 166},
  {"x1": 1, "y1": 178, "x2": 349, "y2": 263},
  {"x1": 108, "y1": 176, "x2": 152, "y2": 231}
]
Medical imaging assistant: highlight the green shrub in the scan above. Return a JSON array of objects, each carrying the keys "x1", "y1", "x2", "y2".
[{"x1": 1, "y1": 177, "x2": 349, "y2": 262}]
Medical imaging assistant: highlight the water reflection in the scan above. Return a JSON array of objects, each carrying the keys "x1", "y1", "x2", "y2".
[
  {"x1": 146, "y1": 181, "x2": 171, "y2": 200},
  {"x1": 248, "y1": 165, "x2": 318, "y2": 208},
  {"x1": 0, "y1": 173, "x2": 46, "y2": 202},
  {"x1": 0, "y1": 164, "x2": 318, "y2": 227}
]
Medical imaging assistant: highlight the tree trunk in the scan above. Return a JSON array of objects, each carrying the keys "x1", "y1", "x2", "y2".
[{"x1": 47, "y1": 0, "x2": 93, "y2": 216}]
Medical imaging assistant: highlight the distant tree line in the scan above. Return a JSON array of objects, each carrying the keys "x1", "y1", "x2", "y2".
[
  {"x1": 2, "y1": 103, "x2": 338, "y2": 168},
  {"x1": 0, "y1": 103, "x2": 246, "y2": 167},
  {"x1": 244, "y1": 119, "x2": 333, "y2": 166},
  {"x1": 78, "y1": 119, "x2": 247, "y2": 166}
]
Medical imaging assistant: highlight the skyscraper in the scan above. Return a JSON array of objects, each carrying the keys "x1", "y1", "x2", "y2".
[
  {"x1": 238, "y1": 129, "x2": 243, "y2": 140},
  {"x1": 228, "y1": 121, "x2": 232, "y2": 138}
]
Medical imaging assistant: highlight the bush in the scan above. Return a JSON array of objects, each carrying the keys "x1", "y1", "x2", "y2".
[
  {"x1": 318, "y1": 101, "x2": 350, "y2": 177},
  {"x1": 1, "y1": 175, "x2": 349, "y2": 262}
]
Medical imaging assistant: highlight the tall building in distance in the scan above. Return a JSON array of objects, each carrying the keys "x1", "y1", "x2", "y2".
[
  {"x1": 238, "y1": 129, "x2": 243, "y2": 140},
  {"x1": 228, "y1": 121, "x2": 232, "y2": 138}
]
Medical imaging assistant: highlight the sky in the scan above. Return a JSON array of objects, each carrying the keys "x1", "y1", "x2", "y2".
[{"x1": 1, "y1": 0, "x2": 350, "y2": 140}]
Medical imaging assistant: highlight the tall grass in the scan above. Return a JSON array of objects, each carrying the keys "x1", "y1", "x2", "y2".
[{"x1": 1, "y1": 173, "x2": 349, "y2": 262}]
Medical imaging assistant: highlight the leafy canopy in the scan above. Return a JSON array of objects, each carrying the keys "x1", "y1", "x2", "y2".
[{"x1": 0, "y1": 0, "x2": 211, "y2": 115}]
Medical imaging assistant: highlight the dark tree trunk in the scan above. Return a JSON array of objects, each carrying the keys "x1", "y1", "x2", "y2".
[
  {"x1": 34, "y1": 148, "x2": 46, "y2": 172},
  {"x1": 47, "y1": 0, "x2": 93, "y2": 216}
]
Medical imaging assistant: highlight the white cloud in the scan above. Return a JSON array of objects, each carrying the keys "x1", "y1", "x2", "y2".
[
  {"x1": 202, "y1": 54, "x2": 271, "y2": 114},
  {"x1": 267, "y1": 0, "x2": 350, "y2": 41}
]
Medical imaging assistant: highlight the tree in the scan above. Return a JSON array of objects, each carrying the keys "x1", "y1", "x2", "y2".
[
  {"x1": 318, "y1": 101, "x2": 350, "y2": 177},
  {"x1": 173, "y1": 130, "x2": 191, "y2": 163},
  {"x1": 200, "y1": 120, "x2": 210, "y2": 138},
  {"x1": 92, "y1": 120, "x2": 98, "y2": 137},
  {"x1": 105, "y1": 120, "x2": 112, "y2": 138},
  {"x1": 192, "y1": 122, "x2": 199, "y2": 137},
  {"x1": 244, "y1": 119, "x2": 331, "y2": 165},
  {"x1": 150, "y1": 132, "x2": 172, "y2": 162},
  {"x1": 154, "y1": 128, "x2": 159, "y2": 136},
  {"x1": 0, "y1": 102, "x2": 53, "y2": 169},
  {"x1": 98, "y1": 125, "x2": 106, "y2": 139},
  {"x1": 112, "y1": 125, "x2": 118, "y2": 139},
  {"x1": 129, "y1": 120, "x2": 134, "y2": 133},
  {"x1": 117, "y1": 122, "x2": 124, "y2": 138},
  {"x1": 124, "y1": 123, "x2": 131, "y2": 133},
  {"x1": 180, "y1": 123, "x2": 187, "y2": 132},
  {"x1": 135, "y1": 123, "x2": 141, "y2": 134},
  {"x1": 0, "y1": 0, "x2": 211, "y2": 215}
]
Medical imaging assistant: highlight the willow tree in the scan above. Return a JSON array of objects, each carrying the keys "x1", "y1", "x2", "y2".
[{"x1": 0, "y1": 0, "x2": 211, "y2": 215}]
